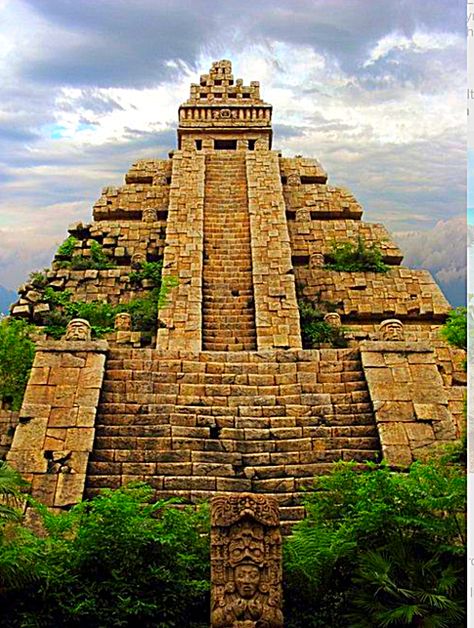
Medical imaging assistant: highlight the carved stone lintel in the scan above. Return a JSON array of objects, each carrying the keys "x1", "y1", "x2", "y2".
[{"x1": 211, "y1": 493, "x2": 283, "y2": 628}]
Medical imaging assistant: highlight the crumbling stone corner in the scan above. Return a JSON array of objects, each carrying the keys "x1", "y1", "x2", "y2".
[
  {"x1": 7, "y1": 339, "x2": 108, "y2": 509},
  {"x1": 360, "y1": 340, "x2": 457, "y2": 467}
]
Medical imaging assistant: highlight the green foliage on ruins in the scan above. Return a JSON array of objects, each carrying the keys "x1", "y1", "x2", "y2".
[
  {"x1": 56, "y1": 235, "x2": 79, "y2": 258},
  {"x1": 298, "y1": 300, "x2": 347, "y2": 348},
  {"x1": 0, "y1": 318, "x2": 36, "y2": 411},
  {"x1": 0, "y1": 457, "x2": 465, "y2": 627},
  {"x1": 0, "y1": 484, "x2": 210, "y2": 627},
  {"x1": 283, "y1": 460, "x2": 466, "y2": 628},
  {"x1": 42, "y1": 289, "x2": 117, "y2": 338},
  {"x1": 129, "y1": 260, "x2": 164, "y2": 287},
  {"x1": 440, "y1": 307, "x2": 467, "y2": 351},
  {"x1": 56, "y1": 237, "x2": 116, "y2": 271},
  {"x1": 28, "y1": 270, "x2": 49, "y2": 290},
  {"x1": 28, "y1": 261, "x2": 177, "y2": 341},
  {"x1": 325, "y1": 236, "x2": 389, "y2": 273}
]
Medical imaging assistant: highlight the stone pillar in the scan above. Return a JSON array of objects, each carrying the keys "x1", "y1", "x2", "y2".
[
  {"x1": 157, "y1": 150, "x2": 205, "y2": 352},
  {"x1": 360, "y1": 340, "x2": 457, "y2": 467},
  {"x1": 211, "y1": 493, "x2": 284, "y2": 628},
  {"x1": 246, "y1": 151, "x2": 302, "y2": 350},
  {"x1": 7, "y1": 339, "x2": 107, "y2": 509}
]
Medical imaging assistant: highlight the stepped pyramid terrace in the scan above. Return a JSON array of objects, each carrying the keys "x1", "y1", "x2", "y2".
[{"x1": 2, "y1": 60, "x2": 465, "y2": 531}]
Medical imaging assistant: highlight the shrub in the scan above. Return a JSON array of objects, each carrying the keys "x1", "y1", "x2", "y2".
[
  {"x1": 129, "y1": 261, "x2": 163, "y2": 287},
  {"x1": 283, "y1": 461, "x2": 466, "y2": 627},
  {"x1": 28, "y1": 270, "x2": 49, "y2": 290},
  {"x1": 0, "y1": 318, "x2": 36, "y2": 411},
  {"x1": 325, "y1": 236, "x2": 388, "y2": 273},
  {"x1": 298, "y1": 300, "x2": 347, "y2": 348},
  {"x1": 41, "y1": 289, "x2": 118, "y2": 339},
  {"x1": 0, "y1": 485, "x2": 210, "y2": 627},
  {"x1": 56, "y1": 237, "x2": 116, "y2": 271},
  {"x1": 40, "y1": 266, "x2": 177, "y2": 340},
  {"x1": 440, "y1": 307, "x2": 466, "y2": 351},
  {"x1": 56, "y1": 235, "x2": 79, "y2": 258},
  {"x1": 0, "y1": 461, "x2": 28, "y2": 525}
]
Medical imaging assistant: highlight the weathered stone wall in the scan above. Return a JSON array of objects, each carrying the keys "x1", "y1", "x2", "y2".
[
  {"x1": 157, "y1": 150, "x2": 205, "y2": 351},
  {"x1": 360, "y1": 341, "x2": 457, "y2": 467},
  {"x1": 283, "y1": 182, "x2": 363, "y2": 220},
  {"x1": 279, "y1": 156, "x2": 327, "y2": 184},
  {"x1": 289, "y1": 219, "x2": 403, "y2": 264},
  {"x1": 7, "y1": 340, "x2": 107, "y2": 509},
  {"x1": 246, "y1": 151, "x2": 301, "y2": 350},
  {"x1": 94, "y1": 158, "x2": 171, "y2": 221},
  {"x1": 11, "y1": 219, "x2": 166, "y2": 320},
  {"x1": 298, "y1": 268, "x2": 451, "y2": 320}
]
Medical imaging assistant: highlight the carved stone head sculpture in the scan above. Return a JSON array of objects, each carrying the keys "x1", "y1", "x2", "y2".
[
  {"x1": 211, "y1": 493, "x2": 283, "y2": 628},
  {"x1": 309, "y1": 252, "x2": 324, "y2": 270},
  {"x1": 142, "y1": 207, "x2": 158, "y2": 222},
  {"x1": 324, "y1": 312, "x2": 342, "y2": 329},
  {"x1": 131, "y1": 252, "x2": 147, "y2": 269},
  {"x1": 378, "y1": 318, "x2": 405, "y2": 341},
  {"x1": 114, "y1": 312, "x2": 132, "y2": 331},
  {"x1": 286, "y1": 173, "x2": 300, "y2": 187},
  {"x1": 64, "y1": 318, "x2": 91, "y2": 342}
]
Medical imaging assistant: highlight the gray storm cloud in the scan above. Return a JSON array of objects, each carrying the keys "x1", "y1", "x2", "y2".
[{"x1": 0, "y1": 0, "x2": 466, "y2": 307}]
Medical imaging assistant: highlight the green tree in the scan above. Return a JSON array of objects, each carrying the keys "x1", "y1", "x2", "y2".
[
  {"x1": 0, "y1": 318, "x2": 36, "y2": 411},
  {"x1": 0, "y1": 485, "x2": 210, "y2": 627},
  {"x1": 440, "y1": 307, "x2": 467, "y2": 351},
  {"x1": 283, "y1": 461, "x2": 466, "y2": 627}
]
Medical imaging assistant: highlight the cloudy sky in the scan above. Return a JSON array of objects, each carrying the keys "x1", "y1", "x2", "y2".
[{"x1": 0, "y1": 0, "x2": 466, "y2": 305}]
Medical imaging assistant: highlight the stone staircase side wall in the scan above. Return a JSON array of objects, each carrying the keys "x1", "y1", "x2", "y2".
[
  {"x1": 246, "y1": 151, "x2": 302, "y2": 350},
  {"x1": 7, "y1": 340, "x2": 107, "y2": 509},
  {"x1": 360, "y1": 340, "x2": 457, "y2": 467},
  {"x1": 157, "y1": 150, "x2": 205, "y2": 351}
]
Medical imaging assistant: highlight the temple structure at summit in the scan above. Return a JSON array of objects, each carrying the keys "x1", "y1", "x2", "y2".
[{"x1": 3, "y1": 60, "x2": 465, "y2": 531}]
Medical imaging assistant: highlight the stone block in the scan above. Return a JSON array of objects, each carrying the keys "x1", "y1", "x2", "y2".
[
  {"x1": 374, "y1": 401, "x2": 415, "y2": 422},
  {"x1": 378, "y1": 423, "x2": 408, "y2": 445},
  {"x1": 65, "y1": 428, "x2": 95, "y2": 451},
  {"x1": 404, "y1": 422, "x2": 435, "y2": 446},
  {"x1": 381, "y1": 444, "x2": 413, "y2": 467},
  {"x1": 11, "y1": 417, "x2": 48, "y2": 449},
  {"x1": 55, "y1": 473, "x2": 86, "y2": 507}
]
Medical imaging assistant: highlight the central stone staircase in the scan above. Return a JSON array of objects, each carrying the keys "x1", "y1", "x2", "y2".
[
  {"x1": 86, "y1": 348, "x2": 380, "y2": 531},
  {"x1": 202, "y1": 153, "x2": 256, "y2": 350}
]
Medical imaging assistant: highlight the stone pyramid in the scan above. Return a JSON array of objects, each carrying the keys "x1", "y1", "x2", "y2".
[{"x1": 4, "y1": 60, "x2": 465, "y2": 531}]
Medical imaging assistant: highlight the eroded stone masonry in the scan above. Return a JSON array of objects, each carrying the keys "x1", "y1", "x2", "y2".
[{"x1": 5, "y1": 60, "x2": 465, "y2": 530}]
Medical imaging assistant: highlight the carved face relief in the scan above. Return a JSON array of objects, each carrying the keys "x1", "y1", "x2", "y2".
[
  {"x1": 234, "y1": 564, "x2": 261, "y2": 599},
  {"x1": 131, "y1": 252, "x2": 146, "y2": 268},
  {"x1": 309, "y1": 252, "x2": 324, "y2": 270},
  {"x1": 211, "y1": 493, "x2": 283, "y2": 628},
  {"x1": 115, "y1": 312, "x2": 132, "y2": 331},
  {"x1": 286, "y1": 174, "x2": 300, "y2": 187},
  {"x1": 324, "y1": 312, "x2": 341, "y2": 328},
  {"x1": 142, "y1": 208, "x2": 157, "y2": 222},
  {"x1": 228, "y1": 524, "x2": 265, "y2": 566},
  {"x1": 64, "y1": 318, "x2": 91, "y2": 342},
  {"x1": 379, "y1": 319, "x2": 405, "y2": 341}
]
